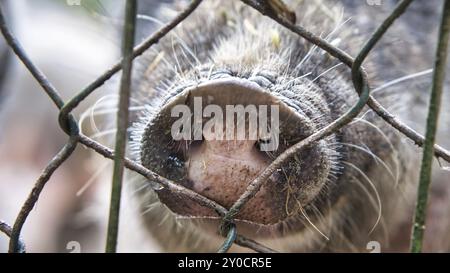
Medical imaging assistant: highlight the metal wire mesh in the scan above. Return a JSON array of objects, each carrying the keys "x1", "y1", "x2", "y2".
[{"x1": 0, "y1": 0, "x2": 449, "y2": 253}]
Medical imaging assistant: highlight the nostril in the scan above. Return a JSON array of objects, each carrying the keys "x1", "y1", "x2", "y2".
[
  {"x1": 187, "y1": 138, "x2": 204, "y2": 153},
  {"x1": 191, "y1": 139, "x2": 204, "y2": 146}
]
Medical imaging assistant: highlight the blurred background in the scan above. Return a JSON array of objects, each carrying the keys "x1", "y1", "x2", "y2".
[
  {"x1": 0, "y1": 0, "x2": 121, "y2": 252},
  {"x1": 0, "y1": 0, "x2": 178, "y2": 253}
]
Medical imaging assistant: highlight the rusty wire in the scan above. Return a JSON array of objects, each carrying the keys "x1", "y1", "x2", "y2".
[
  {"x1": 0, "y1": 221, "x2": 25, "y2": 253},
  {"x1": 410, "y1": 0, "x2": 450, "y2": 253},
  {"x1": 0, "y1": 0, "x2": 449, "y2": 253},
  {"x1": 105, "y1": 0, "x2": 137, "y2": 253}
]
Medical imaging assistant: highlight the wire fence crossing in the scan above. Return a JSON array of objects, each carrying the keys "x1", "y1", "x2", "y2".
[{"x1": 0, "y1": 0, "x2": 449, "y2": 253}]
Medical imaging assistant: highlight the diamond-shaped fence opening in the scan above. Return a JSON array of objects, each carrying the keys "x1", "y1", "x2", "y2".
[{"x1": 0, "y1": 0, "x2": 449, "y2": 253}]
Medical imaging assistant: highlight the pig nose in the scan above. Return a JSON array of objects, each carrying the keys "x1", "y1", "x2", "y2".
[{"x1": 139, "y1": 77, "x2": 332, "y2": 226}]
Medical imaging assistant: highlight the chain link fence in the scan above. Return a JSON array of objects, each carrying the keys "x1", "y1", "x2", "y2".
[{"x1": 0, "y1": 0, "x2": 449, "y2": 253}]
